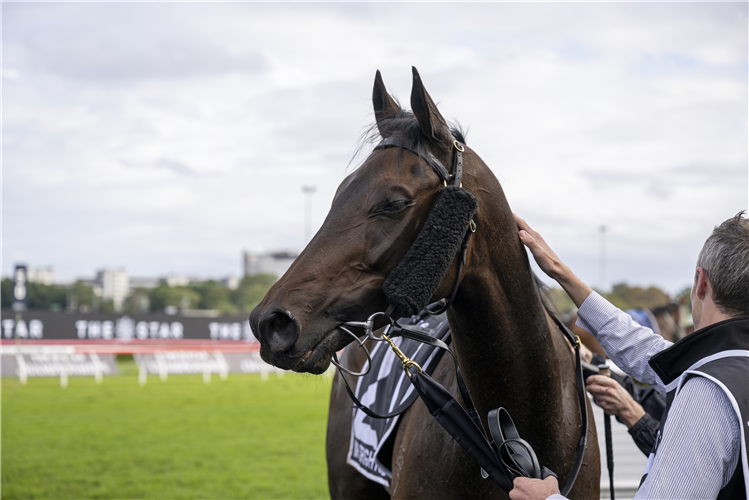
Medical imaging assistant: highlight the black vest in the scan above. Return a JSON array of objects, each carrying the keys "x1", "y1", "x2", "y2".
[{"x1": 643, "y1": 316, "x2": 749, "y2": 499}]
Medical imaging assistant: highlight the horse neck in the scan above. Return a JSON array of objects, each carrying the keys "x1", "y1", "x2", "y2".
[{"x1": 446, "y1": 182, "x2": 568, "y2": 429}]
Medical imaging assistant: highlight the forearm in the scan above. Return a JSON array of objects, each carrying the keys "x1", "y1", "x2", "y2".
[
  {"x1": 549, "y1": 263, "x2": 593, "y2": 308},
  {"x1": 619, "y1": 400, "x2": 646, "y2": 428},
  {"x1": 576, "y1": 293, "x2": 671, "y2": 388}
]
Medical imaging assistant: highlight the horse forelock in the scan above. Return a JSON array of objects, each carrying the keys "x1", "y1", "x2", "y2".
[{"x1": 349, "y1": 109, "x2": 467, "y2": 175}]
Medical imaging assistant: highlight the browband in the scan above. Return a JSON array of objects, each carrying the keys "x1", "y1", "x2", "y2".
[{"x1": 374, "y1": 137, "x2": 454, "y2": 184}]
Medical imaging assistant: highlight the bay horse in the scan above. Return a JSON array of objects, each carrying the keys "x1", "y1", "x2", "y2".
[{"x1": 250, "y1": 68, "x2": 600, "y2": 499}]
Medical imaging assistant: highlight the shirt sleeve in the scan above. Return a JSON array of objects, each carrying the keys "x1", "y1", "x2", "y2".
[
  {"x1": 575, "y1": 292, "x2": 672, "y2": 390},
  {"x1": 627, "y1": 413, "x2": 660, "y2": 456},
  {"x1": 635, "y1": 376, "x2": 740, "y2": 499}
]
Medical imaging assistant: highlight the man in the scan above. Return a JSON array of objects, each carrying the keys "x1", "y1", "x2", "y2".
[{"x1": 510, "y1": 211, "x2": 749, "y2": 500}]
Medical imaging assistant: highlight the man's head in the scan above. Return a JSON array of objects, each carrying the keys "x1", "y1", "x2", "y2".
[{"x1": 691, "y1": 210, "x2": 749, "y2": 329}]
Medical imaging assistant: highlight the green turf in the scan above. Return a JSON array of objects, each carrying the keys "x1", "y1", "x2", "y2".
[{"x1": 2, "y1": 366, "x2": 333, "y2": 499}]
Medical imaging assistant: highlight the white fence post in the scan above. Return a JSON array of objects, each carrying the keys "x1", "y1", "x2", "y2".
[
  {"x1": 15, "y1": 353, "x2": 27, "y2": 385},
  {"x1": 60, "y1": 355, "x2": 68, "y2": 389},
  {"x1": 135, "y1": 354, "x2": 147, "y2": 386},
  {"x1": 90, "y1": 353, "x2": 103, "y2": 384},
  {"x1": 155, "y1": 351, "x2": 168, "y2": 382},
  {"x1": 213, "y1": 351, "x2": 229, "y2": 381}
]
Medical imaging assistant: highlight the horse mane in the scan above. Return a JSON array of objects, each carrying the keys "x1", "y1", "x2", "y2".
[
  {"x1": 533, "y1": 273, "x2": 561, "y2": 320},
  {"x1": 350, "y1": 107, "x2": 467, "y2": 173}
]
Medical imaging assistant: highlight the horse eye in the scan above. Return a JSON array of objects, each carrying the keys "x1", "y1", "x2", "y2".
[{"x1": 372, "y1": 199, "x2": 412, "y2": 216}]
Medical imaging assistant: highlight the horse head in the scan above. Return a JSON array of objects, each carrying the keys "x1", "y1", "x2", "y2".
[{"x1": 250, "y1": 67, "x2": 488, "y2": 374}]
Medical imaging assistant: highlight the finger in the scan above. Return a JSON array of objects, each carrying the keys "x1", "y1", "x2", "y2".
[
  {"x1": 510, "y1": 477, "x2": 527, "y2": 499},
  {"x1": 513, "y1": 213, "x2": 529, "y2": 231},
  {"x1": 587, "y1": 387, "x2": 608, "y2": 398},
  {"x1": 586, "y1": 379, "x2": 608, "y2": 390},
  {"x1": 587, "y1": 375, "x2": 617, "y2": 387},
  {"x1": 587, "y1": 385, "x2": 614, "y2": 398},
  {"x1": 518, "y1": 230, "x2": 535, "y2": 245}
]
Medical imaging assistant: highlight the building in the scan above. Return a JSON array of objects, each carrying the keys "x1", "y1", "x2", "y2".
[
  {"x1": 163, "y1": 274, "x2": 191, "y2": 287},
  {"x1": 221, "y1": 276, "x2": 240, "y2": 290},
  {"x1": 27, "y1": 267, "x2": 54, "y2": 285},
  {"x1": 243, "y1": 251, "x2": 297, "y2": 279},
  {"x1": 129, "y1": 276, "x2": 160, "y2": 289},
  {"x1": 96, "y1": 268, "x2": 129, "y2": 312}
]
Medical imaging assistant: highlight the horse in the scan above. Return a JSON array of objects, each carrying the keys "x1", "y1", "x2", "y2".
[{"x1": 250, "y1": 68, "x2": 600, "y2": 499}]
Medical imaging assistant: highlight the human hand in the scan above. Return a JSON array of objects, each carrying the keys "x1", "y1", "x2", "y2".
[
  {"x1": 513, "y1": 213, "x2": 566, "y2": 280},
  {"x1": 510, "y1": 476, "x2": 560, "y2": 500},
  {"x1": 579, "y1": 343, "x2": 593, "y2": 363},
  {"x1": 513, "y1": 213, "x2": 593, "y2": 307},
  {"x1": 586, "y1": 375, "x2": 646, "y2": 428}
]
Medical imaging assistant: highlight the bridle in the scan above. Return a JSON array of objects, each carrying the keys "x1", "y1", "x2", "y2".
[{"x1": 332, "y1": 135, "x2": 473, "y2": 376}]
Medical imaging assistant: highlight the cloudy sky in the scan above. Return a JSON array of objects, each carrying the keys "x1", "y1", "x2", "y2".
[{"x1": 3, "y1": 2, "x2": 747, "y2": 295}]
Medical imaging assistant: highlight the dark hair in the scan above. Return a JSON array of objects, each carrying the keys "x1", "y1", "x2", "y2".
[{"x1": 696, "y1": 210, "x2": 749, "y2": 317}]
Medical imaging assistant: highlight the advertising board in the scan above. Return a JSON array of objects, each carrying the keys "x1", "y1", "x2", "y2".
[{"x1": 0, "y1": 309, "x2": 257, "y2": 342}]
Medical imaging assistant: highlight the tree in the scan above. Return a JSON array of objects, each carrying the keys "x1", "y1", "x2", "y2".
[
  {"x1": 69, "y1": 281, "x2": 94, "y2": 312},
  {"x1": 605, "y1": 283, "x2": 670, "y2": 311},
  {"x1": 233, "y1": 274, "x2": 278, "y2": 314},
  {"x1": 148, "y1": 284, "x2": 201, "y2": 313},
  {"x1": 1, "y1": 278, "x2": 67, "y2": 311},
  {"x1": 1, "y1": 278, "x2": 13, "y2": 308},
  {"x1": 545, "y1": 287, "x2": 577, "y2": 316}
]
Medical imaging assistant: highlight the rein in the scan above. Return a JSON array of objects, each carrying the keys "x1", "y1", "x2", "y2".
[{"x1": 333, "y1": 137, "x2": 588, "y2": 495}]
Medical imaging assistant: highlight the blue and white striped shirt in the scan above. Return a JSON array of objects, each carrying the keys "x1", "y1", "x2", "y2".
[{"x1": 550, "y1": 292, "x2": 740, "y2": 499}]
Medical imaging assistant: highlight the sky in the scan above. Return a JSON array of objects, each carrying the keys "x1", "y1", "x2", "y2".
[{"x1": 2, "y1": 2, "x2": 747, "y2": 295}]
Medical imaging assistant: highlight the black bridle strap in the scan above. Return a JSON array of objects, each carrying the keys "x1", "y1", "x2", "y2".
[
  {"x1": 451, "y1": 139, "x2": 464, "y2": 187},
  {"x1": 550, "y1": 314, "x2": 589, "y2": 497},
  {"x1": 375, "y1": 137, "x2": 451, "y2": 183},
  {"x1": 377, "y1": 136, "x2": 473, "y2": 318}
]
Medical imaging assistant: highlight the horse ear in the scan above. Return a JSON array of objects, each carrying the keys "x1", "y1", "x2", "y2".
[
  {"x1": 373, "y1": 70, "x2": 402, "y2": 138},
  {"x1": 410, "y1": 67, "x2": 450, "y2": 144}
]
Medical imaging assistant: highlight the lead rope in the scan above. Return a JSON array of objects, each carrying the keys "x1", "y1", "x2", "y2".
[{"x1": 369, "y1": 313, "x2": 588, "y2": 495}]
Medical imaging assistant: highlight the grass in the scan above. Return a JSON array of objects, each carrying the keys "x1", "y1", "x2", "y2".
[{"x1": 1, "y1": 364, "x2": 333, "y2": 499}]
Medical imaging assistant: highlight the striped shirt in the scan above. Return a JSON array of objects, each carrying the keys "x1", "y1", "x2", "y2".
[{"x1": 550, "y1": 292, "x2": 740, "y2": 499}]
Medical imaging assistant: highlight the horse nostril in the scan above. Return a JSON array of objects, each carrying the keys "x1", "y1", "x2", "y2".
[
  {"x1": 271, "y1": 313, "x2": 292, "y2": 330},
  {"x1": 259, "y1": 309, "x2": 300, "y2": 352}
]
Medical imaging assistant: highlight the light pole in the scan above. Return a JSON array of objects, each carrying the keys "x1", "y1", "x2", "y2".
[
  {"x1": 302, "y1": 185, "x2": 317, "y2": 245},
  {"x1": 599, "y1": 225, "x2": 607, "y2": 293}
]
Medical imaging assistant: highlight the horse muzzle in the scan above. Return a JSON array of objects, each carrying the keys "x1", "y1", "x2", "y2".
[{"x1": 251, "y1": 306, "x2": 300, "y2": 353}]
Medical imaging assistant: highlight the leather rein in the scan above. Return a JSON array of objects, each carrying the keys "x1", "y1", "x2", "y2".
[{"x1": 333, "y1": 136, "x2": 588, "y2": 495}]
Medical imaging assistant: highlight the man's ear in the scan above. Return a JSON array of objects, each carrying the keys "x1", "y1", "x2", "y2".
[{"x1": 695, "y1": 267, "x2": 710, "y2": 300}]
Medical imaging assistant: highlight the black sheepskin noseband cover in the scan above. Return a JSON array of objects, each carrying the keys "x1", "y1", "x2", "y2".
[{"x1": 382, "y1": 185, "x2": 478, "y2": 317}]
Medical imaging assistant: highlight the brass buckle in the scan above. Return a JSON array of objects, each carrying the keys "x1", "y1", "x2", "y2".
[
  {"x1": 382, "y1": 332, "x2": 423, "y2": 377},
  {"x1": 453, "y1": 140, "x2": 465, "y2": 153}
]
